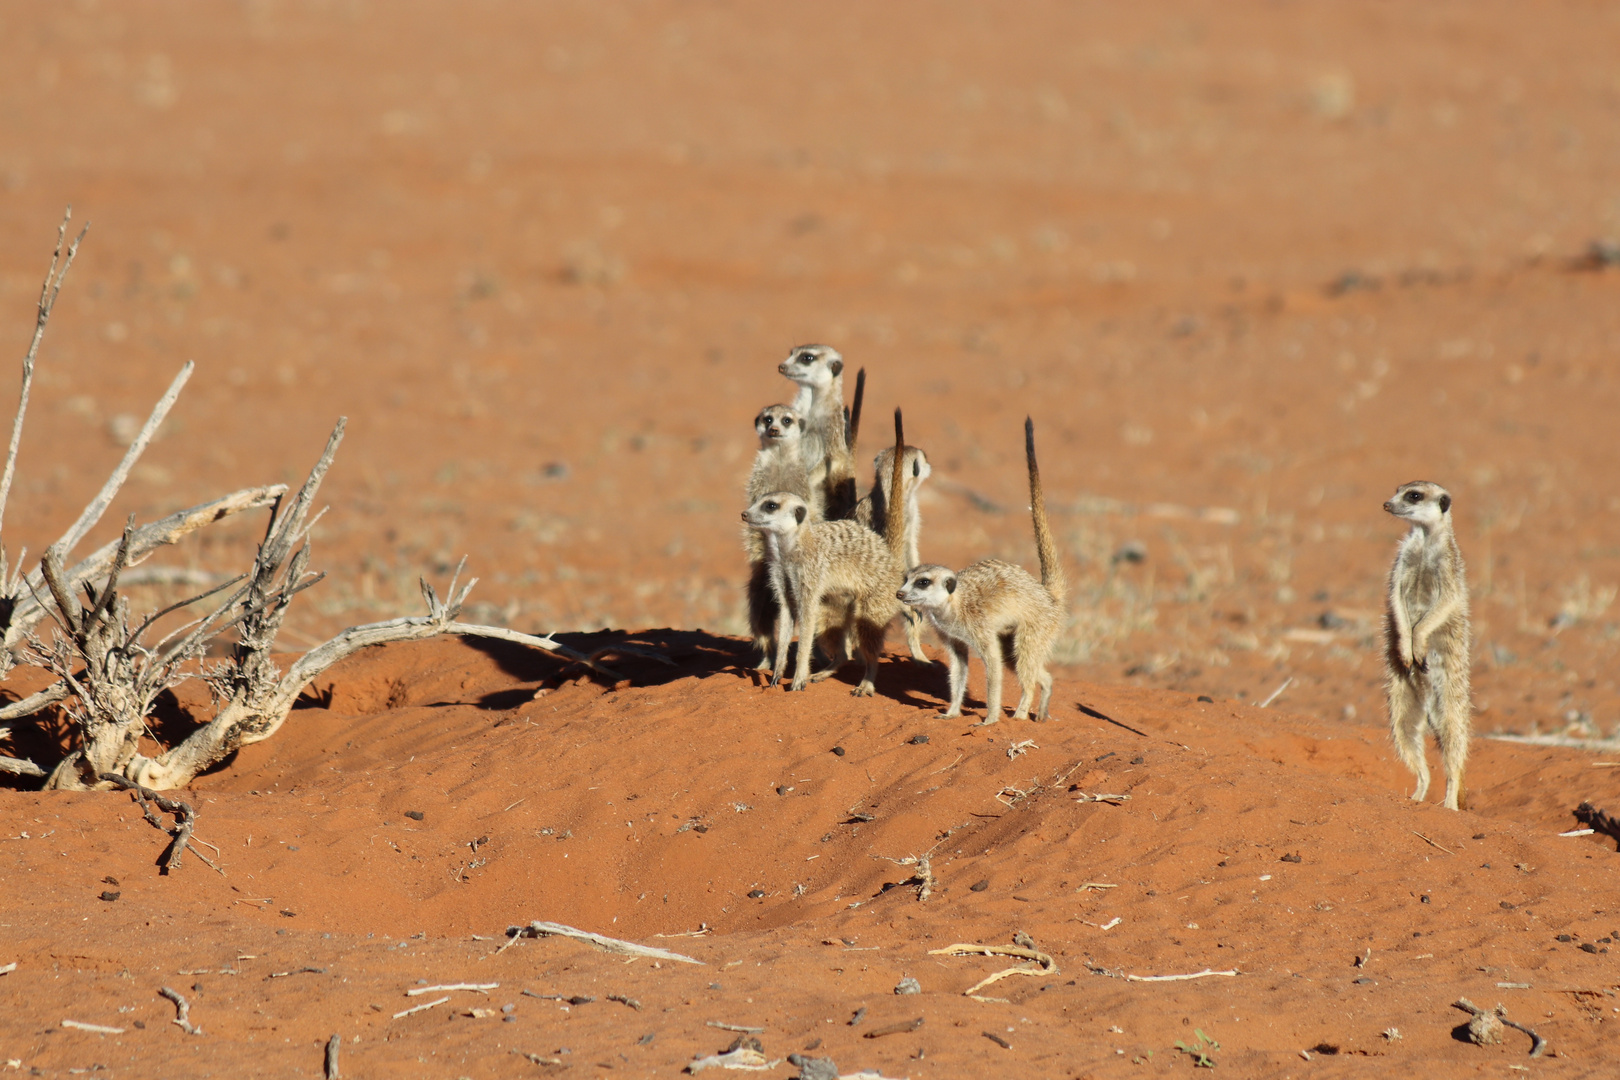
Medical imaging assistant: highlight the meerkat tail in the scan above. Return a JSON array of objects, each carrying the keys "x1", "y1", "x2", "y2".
[
  {"x1": 886, "y1": 407, "x2": 907, "y2": 558},
  {"x1": 846, "y1": 367, "x2": 866, "y2": 451},
  {"x1": 1025, "y1": 416, "x2": 1067, "y2": 603}
]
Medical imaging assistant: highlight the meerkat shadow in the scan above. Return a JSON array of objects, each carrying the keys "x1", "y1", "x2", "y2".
[
  {"x1": 461, "y1": 628, "x2": 754, "y2": 704},
  {"x1": 1075, "y1": 702, "x2": 1151, "y2": 737}
]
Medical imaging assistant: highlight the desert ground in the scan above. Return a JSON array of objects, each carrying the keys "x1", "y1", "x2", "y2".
[{"x1": 2, "y1": 2, "x2": 1619, "y2": 1076}]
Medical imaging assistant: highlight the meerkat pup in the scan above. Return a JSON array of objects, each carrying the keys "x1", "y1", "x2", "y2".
[
  {"x1": 778, "y1": 344, "x2": 858, "y2": 520},
  {"x1": 744, "y1": 404, "x2": 819, "y2": 669},
  {"x1": 897, "y1": 417, "x2": 1066, "y2": 723},
  {"x1": 1382, "y1": 480, "x2": 1472, "y2": 811},
  {"x1": 856, "y1": 442, "x2": 934, "y2": 660},
  {"x1": 742, "y1": 409, "x2": 908, "y2": 695}
]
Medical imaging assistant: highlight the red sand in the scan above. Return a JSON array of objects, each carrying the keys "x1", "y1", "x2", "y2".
[{"x1": 3, "y1": 2, "x2": 1620, "y2": 1076}]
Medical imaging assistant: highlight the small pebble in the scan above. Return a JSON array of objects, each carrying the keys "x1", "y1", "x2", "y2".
[
  {"x1": 1131, "y1": 755, "x2": 1145, "y2": 764},
  {"x1": 908, "y1": 734, "x2": 929, "y2": 745},
  {"x1": 1420, "y1": 895, "x2": 1430, "y2": 904},
  {"x1": 1197, "y1": 695, "x2": 1214, "y2": 703},
  {"x1": 99, "y1": 890, "x2": 120, "y2": 902},
  {"x1": 1580, "y1": 943, "x2": 1600, "y2": 954},
  {"x1": 748, "y1": 889, "x2": 766, "y2": 899},
  {"x1": 405, "y1": 810, "x2": 425, "y2": 821},
  {"x1": 502, "y1": 1003, "x2": 515, "y2": 1014},
  {"x1": 831, "y1": 746, "x2": 846, "y2": 757},
  {"x1": 102, "y1": 876, "x2": 119, "y2": 886},
  {"x1": 1279, "y1": 853, "x2": 1302, "y2": 864},
  {"x1": 894, "y1": 977, "x2": 921, "y2": 995},
  {"x1": 1556, "y1": 934, "x2": 1573, "y2": 943},
  {"x1": 970, "y1": 879, "x2": 989, "y2": 892}
]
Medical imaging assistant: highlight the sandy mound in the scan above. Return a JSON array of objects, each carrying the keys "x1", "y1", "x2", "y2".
[{"x1": 4, "y1": 636, "x2": 1617, "y2": 1076}]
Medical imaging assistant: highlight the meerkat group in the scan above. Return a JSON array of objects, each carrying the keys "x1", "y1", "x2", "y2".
[
  {"x1": 742, "y1": 343, "x2": 1059, "y2": 720},
  {"x1": 737, "y1": 344, "x2": 1480, "y2": 810}
]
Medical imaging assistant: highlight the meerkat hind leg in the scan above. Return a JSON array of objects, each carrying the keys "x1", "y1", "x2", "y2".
[
  {"x1": 1011, "y1": 626, "x2": 1058, "y2": 721},
  {"x1": 1388, "y1": 675, "x2": 1431, "y2": 802},
  {"x1": 937, "y1": 639, "x2": 971, "y2": 719},
  {"x1": 849, "y1": 620, "x2": 886, "y2": 697},
  {"x1": 1434, "y1": 661, "x2": 1470, "y2": 811}
]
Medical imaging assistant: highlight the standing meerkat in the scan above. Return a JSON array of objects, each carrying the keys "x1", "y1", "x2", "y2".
[
  {"x1": 778, "y1": 345, "x2": 858, "y2": 520},
  {"x1": 742, "y1": 409, "x2": 908, "y2": 695},
  {"x1": 744, "y1": 404, "x2": 819, "y2": 669},
  {"x1": 1382, "y1": 480, "x2": 1472, "y2": 811},
  {"x1": 856, "y1": 443, "x2": 934, "y2": 660},
  {"x1": 897, "y1": 417, "x2": 1066, "y2": 723}
]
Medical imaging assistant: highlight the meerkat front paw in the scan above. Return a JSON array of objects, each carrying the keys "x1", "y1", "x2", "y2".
[
  {"x1": 850, "y1": 684, "x2": 874, "y2": 697},
  {"x1": 937, "y1": 708, "x2": 962, "y2": 719}
]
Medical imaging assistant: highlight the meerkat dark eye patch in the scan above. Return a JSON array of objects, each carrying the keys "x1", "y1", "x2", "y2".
[
  {"x1": 917, "y1": 578, "x2": 931, "y2": 589},
  {"x1": 1405, "y1": 490, "x2": 1423, "y2": 503},
  {"x1": 794, "y1": 505, "x2": 807, "y2": 525},
  {"x1": 1439, "y1": 494, "x2": 1451, "y2": 513},
  {"x1": 763, "y1": 501, "x2": 778, "y2": 512}
]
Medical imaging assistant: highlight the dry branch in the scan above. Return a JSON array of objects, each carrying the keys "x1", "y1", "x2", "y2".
[
  {"x1": 1453, "y1": 998, "x2": 1546, "y2": 1057},
  {"x1": 2, "y1": 484, "x2": 285, "y2": 659},
  {"x1": 97, "y1": 773, "x2": 215, "y2": 873},
  {"x1": 159, "y1": 986, "x2": 203, "y2": 1036},
  {"x1": 0, "y1": 209, "x2": 88, "y2": 537},
  {"x1": 928, "y1": 940, "x2": 1058, "y2": 998},
  {"x1": 0, "y1": 754, "x2": 45, "y2": 777},
  {"x1": 506, "y1": 921, "x2": 705, "y2": 965},
  {"x1": 0, "y1": 680, "x2": 69, "y2": 721},
  {"x1": 58, "y1": 361, "x2": 193, "y2": 557}
]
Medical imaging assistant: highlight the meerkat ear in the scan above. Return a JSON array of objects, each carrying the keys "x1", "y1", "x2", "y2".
[
  {"x1": 945, "y1": 576, "x2": 957, "y2": 595},
  {"x1": 1439, "y1": 493, "x2": 1452, "y2": 513},
  {"x1": 794, "y1": 504, "x2": 807, "y2": 525},
  {"x1": 828, "y1": 357, "x2": 843, "y2": 376}
]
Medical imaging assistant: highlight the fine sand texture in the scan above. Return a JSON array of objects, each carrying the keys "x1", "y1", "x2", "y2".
[{"x1": 3, "y1": 3, "x2": 1620, "y2": 1076}]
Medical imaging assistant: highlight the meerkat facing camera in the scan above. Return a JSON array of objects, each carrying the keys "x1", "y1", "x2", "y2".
[
  {"x1": 743, "y1": 404, "x2": 819, "y2": 669},
  {"x1": 1382, "y1": 480, "x2": 1472, "y2": 811},
  {"x1": 856, "y1": 443, "x2": 934, "y2": 660},
  {"x1": 897, "y1": 418, "x2": 1066, "y2": 722},
  {"x1": 778, "y1": 344, "x2": 857, "y2": 519},
  {"x1": 742, "y1": 409, "x2": 909, "y2": 695}
]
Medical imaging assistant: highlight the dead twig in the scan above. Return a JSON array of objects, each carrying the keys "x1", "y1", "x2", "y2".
[
  {"x1": 0, "y1": 208, "x2": 87, "y2": 538},
  {"x1": 407, "y1": 982, "x2": 498, "y2": 995},
  {"x1": 61, "y1": 1019, "x2": 124, "y2": 1035},
  {"x1": 1124, "y1": 968, "x2": 1239, "y2": 982},
  {"x1": 1453, "y1": 997, "x2": 1546, "y2": 1057},
  {"x1": 506, "y1": 921, "x2": 704, "y2": 965},
  {"x1": 1258, "y1": 676, "x2": 1293, "y2": 708},
  {"x1": 707, "y1": 1021, "x2": 764, "y2": 1034},
  {"x1": 159, "y1": 986, "x2": 203, "y2": 1036},
  {"x1": 98, "y1": 773, "x2": 218, "y2": 874},
  {"x1": 929, "y1": 939, "x2": 1058, "y2": 999},
  {"x1": 1412, "y1": 831, "x2": 1455, "y2": 855},
  {"x1": 863, "y1": 1017, "x2": 924, "y2": 1039},
  {"x1": 392, "y1": 996, "x2": 450, "y2": 1019}
]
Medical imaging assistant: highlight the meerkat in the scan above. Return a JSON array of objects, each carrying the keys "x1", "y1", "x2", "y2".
[
  {"x1": 778, "y1": 345, "x2": 858, "y2": 520},
  {"x1": 855, "y1": 442, "x2": 934, "y2": 660},
  {"x1": 1382, "y1": 480, "x2": 1472, "y2": 811},
  {"x1": 742, "y1": 409, "x2": 908, "y2": 695},
  {"x1": 743, "y1": 404, "x2": 819, "y2": 669},
  {"x1": 896, "y1": 417, "x2": 1066, "y2": 723}
]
